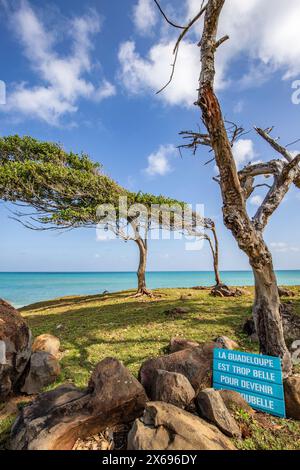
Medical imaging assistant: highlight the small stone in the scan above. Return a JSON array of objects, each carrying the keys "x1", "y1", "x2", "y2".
[
  {"x1": 32, "y1": 334, "x2": 61, "y2": 359},
  {"x1": 214, "y1": 336, "x2": 239, "y2": 350}
]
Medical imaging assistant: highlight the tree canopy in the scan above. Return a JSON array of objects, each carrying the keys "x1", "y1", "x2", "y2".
[{"x1": 0, "y1": 135, "x2": 206, "y2": 232}]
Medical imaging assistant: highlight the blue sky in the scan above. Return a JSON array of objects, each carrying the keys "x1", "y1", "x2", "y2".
[{"x1": 0, "y1": 0, "x2": 300, "y2": 272}]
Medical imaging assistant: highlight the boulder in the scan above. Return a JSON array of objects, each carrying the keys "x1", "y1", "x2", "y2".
[
  {"x1": 21, "y1": 351, "x2": 61, "y2": 395},
  {"x1": 0, "y1": 299, "x2": 32, "y2": 401},
  {"x1": 169, "y1": 337, "x2": 200, "y2": 353},
  {"x1": 32, "y1": 334, "x2": 60, "y2": 359},
  {"x1": 10, "y1": 358, "x2": 147, "y2": 450},
  {"x1": 139, "y1": 343, "x2": 214, "y2": 397},
  {"x1": 284, "y1": 375, "x2": 300, "y2": 420},
  {"x1": 219, "y1": 389, "x2": 254, "y2": 415},
  {"x1": 196, "y1": 389, "x2": 241, "y2": 438},
  {"x1": 214, "y1": 336, "x2": 239, "y2": 350},
  {"x1": 128, "y1": 402, "x2": 236, "y2": 450},
  {"x1": 150, "y1": 370, "x2": 195, "y2": 409}
]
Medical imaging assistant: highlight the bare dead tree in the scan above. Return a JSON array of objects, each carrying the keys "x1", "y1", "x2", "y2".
[{"x1": 156, "y1": 0, "x2": 300, "y2": 376}]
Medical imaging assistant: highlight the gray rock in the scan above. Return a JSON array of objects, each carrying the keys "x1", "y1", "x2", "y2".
[
  {"x1": 21, "y1": 351, "x2": 61, "y2": 395},
  {"x1": 196, "y1": 388, "x2": 241, "y2": 438},
  {"x1": 128, "y1": 401, "x2": 236, "y2": 450},
  {"x1": 151, "y1": 370, "x2": 195, "y2": 409}
]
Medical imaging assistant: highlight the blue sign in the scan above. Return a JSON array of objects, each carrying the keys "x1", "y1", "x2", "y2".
[{"x1": 213, "y1": 349, "x2": 286, "y2": 418}]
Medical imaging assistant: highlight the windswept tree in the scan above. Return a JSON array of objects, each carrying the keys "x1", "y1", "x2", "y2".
[
  {"x1": 0, "y1": 135, "x2": 220, "y2": 297},
  {"x1": 155, "y1": 0, "x2": 300, "y2": 375}
]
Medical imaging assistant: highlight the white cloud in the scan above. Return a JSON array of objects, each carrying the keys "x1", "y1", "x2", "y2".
[
  {"x1": 232, "y1": 139, "x2": 256, "y2": 169},
  {"x1": 3, "y1": 1, "x2": 115, "y2": 125},
  {"x1": 233, "y1": 101, "x2": 244, "y2": 114},
  {"x1": 120, "y1": 0, "x2": 300, "y2": 105},
  {"x1": 133, "y1": 0, "x2": 157, "y2": 36},
  {"x1": 118, "y1": 40, "x2": 200, "y2": 107},
  {"x1": 270, "y1": 242, "x2": 300, "y2": 253},
  {"x1": 144, "y1": 144, "x2": 176, "y2": 176},
  {"x1": 250, "y1": 195, "x2": 263, "y2": 207}
]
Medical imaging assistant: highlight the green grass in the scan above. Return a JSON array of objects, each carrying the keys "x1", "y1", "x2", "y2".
[
  {"x1": 0, "y1": 415, "x2": 15, "y2": 450},
  {"x1": 20, "y1": 287, "x2": 259, "y2": 387},
  {"x1": 234, "y1": 409, "x2": 300, "y2": 450},
  {"x1": 1, "y1": 286, "x2": 300, "y2": 450}
]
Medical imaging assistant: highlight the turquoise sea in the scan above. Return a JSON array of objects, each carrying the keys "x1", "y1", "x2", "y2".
[{"x1": 1, "y1": 271, "x2": 300, "y2": 308}]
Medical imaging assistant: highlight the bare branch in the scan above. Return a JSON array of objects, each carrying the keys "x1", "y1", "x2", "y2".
[
  {"x1": 156, "y1": 3, "x2": 207, "y2": 94},
  {"x1": 156, "y1": 47, "x2": 179, "y2": 95},
  {"x1": 286, "y1": 138, "x2": 300, "y2": 148},
  {"x1": 153, "y1": 0, "x2": 185, "y2": 29},
  {"x1": 173, "y1": 4, "x2": 207, "y2": 55},
  {"x1": 253, "y1": 155, "x2": 300, "y2": 230},
  {"x1": 178, "y1": 130, "x2": 212, "y2": 155},
  {"x1": 215, "y1": 35, "x2": 229, "y2": 49},
  {"x1": 255, "y1": 127, "x2": 293, "y2": 162}
]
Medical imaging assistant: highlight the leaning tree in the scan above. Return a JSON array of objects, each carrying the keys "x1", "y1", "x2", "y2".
[
  {"x1": 0, "y1": 135, "x2": 221, "y2": 297},
  {"x1": 155, "y1": 0, "x2": 300, "y2": 375}
]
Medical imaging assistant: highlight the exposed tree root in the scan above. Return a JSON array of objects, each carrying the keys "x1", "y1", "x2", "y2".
[
  {"x1": 210, "y1": 284, "x2": 244, "y2": 298},
  {"x1": 130, "y1": 288, "x2": 154, "y2": 298}
]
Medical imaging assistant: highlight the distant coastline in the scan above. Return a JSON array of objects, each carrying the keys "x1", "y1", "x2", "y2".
[{"x1": 1, "y1": 270, "x2": 300, "y2": 308}]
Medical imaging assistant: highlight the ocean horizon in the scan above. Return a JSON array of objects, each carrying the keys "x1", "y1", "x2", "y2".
[{"x1": 1, "y1": 270, "x2": 300, "y2": 308}]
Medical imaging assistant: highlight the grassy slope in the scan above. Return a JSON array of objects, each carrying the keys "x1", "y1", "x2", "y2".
[{"x1": 1, "y1": 287, "x2": 300, "y2": 450}]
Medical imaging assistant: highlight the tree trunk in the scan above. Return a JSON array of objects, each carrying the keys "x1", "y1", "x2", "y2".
[
  {"x1": 207, "y1": 234, "x2": 222, "y2": 287},
  {"x1": 211, "y1": 225, "x2": 222, "y2": 286},
  {"x1": 135, "y1": 238, "x2": 152, "y2": 297},
  {"x1": 252, "y1": 257, "x2": 291, "y2": 376},
  {"x1": 196, "y1": 0, "x2": 292, "y2": 376}
]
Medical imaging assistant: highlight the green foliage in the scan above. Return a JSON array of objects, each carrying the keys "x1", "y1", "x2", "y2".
[
  {"x1": 0, "y1": 135, "x2": 188, "y2": 230},
  {"x1": 0, "y1": 135, "x2": 101, "y2": 172}
]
